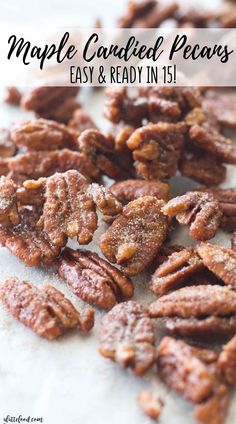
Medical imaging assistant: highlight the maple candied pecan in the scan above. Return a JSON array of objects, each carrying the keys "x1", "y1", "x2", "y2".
[
  {"x1": 197, "y1": 243, "x2": 236, "y2": 290},
  {"x1": 202, "y1": 94, "x2": 236, "y2": 129},
  {"x1": 100, "y1": 196, "x2": 168, "y2": 276},
  {"x1": 151, "y1": 244, "x2": 184, "y2": 269},
  {"x1": 0, "y1": 206, "x2": 60, "y2": 266},
  {"x1": 185, "y1": 107, "x2": 206, "y2": 126},
  {"x1": 0, "y1": 176, "x2": 20, "y2": 227},
  {"x1": 11, "y1": 118, "x2": 79, "y2": 151},
  {"x1": 99, "y1": 301, "x2": 155, "y2": 375},
  {"x1": 149, "y1": 285, "x2": 236, "y2": 319},
  {"x1": 126, "y1": 122, "x2": 186, "y2": 180},
  {"x1": 220, "y1": 8, "x2": 236, "y2": 28},
  {"x1": 16, "y1": 178, "x2": 45, "y2": 207},
  {"x1": 0, "y1": 129, "x2": 16, "y2": 158},
  {"x1": 57, "y1": 247, "x2": 133, "y2": 309},
  {"x1": 0, "y1": 277, "x2": 94, "y2": 339},
  {"x1": 194, "y1": 378, "x2": 230, "y2": 424},
  {"x1": 179, "y1": 148, "x2": 226, "y2": 186},
  {"x1": 69, "y1": 109, "x2": 98, "y2": 132},
  {"x1": 87, "y1": 183, "x2": 122, "y2": 218},
  {"x1": 162, "y1": 191, "x2": 222, "y2": 241},
  {"x1": 109, "y1": 179, "x2": 170, "y2": 204},
  {"x1": 7, "y1": 149, "x2": 100, "y2": 182},
  {"x1": 218, "y1": 335, "x2": 236, "y2": 385},
  {"x1": 156, "y1": 337, "x2": 214, "y2": 403},
  {"x1": 189, "y1": 124, "x2": 236, "y2": 164},
  {"x1": 166, "y1": 316, "x2": 236, "y2": 340},
  {"x1": 4, "y1": 87, "x2": 22, "y2": 105},
  {"x1": 44, "y1": 96, "x2": 81, "y2": 124},
  {"x1": 117, "y1": 0, "x2": 158, "y2": 27},
  {"x1": 134, "y1": 1, "x2": 178, "y2": 27},
  {"x1": 150, "y1": 247, "x2": 204, "y2": 297},
  {"x1": 137, "y1": 390, "x2": 163, "y2": 420}
]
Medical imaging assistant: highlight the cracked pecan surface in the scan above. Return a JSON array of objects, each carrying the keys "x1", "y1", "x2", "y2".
[
  {"x1": 0, "y1": 277, "x2": 94, "y2": 339},
  {"x1": 57, "y1": 247, "x2": 133, "y2": 309},
  {"x1": 100, "y1": 196, "x2": 168, "y2": 276},
  {"x1": 162, "y1": 191, "x2": 222, "y2": 241},
  {"x1": 99, "y1": 301, "x2": 155, "y2": 375},
  {"x1": 109, "y1": 179, "x2": 170, "y2": 204}
]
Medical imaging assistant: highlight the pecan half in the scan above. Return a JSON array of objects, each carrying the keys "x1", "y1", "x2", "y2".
[
  {"x1": 0, "y1": 129, "x2": 16, "y2": 158},
  {"x1": 4, "y1": 87, "x2": 22, "y2": 105},
  {"x1": 0, "y1": 176, "x2": 20, "y2": 227},
  {"x1": 197, "y1": 243, "x2": 236, "y2": 290},
  {"x1": 109, "y1": 179, "x2": 170, "y2": 204},
  {"x1": 58, "y1": 247, "x2": 133, "y2": 309},
  {"x1": 99, "y1": 301, "x2": 155, "y2": 375},
  {"x1": 156, "y1": 337, "x2": 214, "y2": 403},
  {"x1": 162, "y1": 191, "x2": 222, "y2": 241},
  {"x1": 0, "y1": 277, "x2": 94, "y2": 339},
  {"x1": 126, "y1": 122, "x2": 187, "y2": 180},
  {"x1": 69, "y1": 109, "x2": 98, "y2": 132},
  {"x1": 137, "y1": 390, "x2": 163, "y2": 420},
  {"x1": 11, "y1": 119, "x2": 79, "y2": 151},
  {"x1": 150, "y1": 247, "x2": 204, "y2": 297},
  {"x1": 218, "y1": 335, "x2": 236, "y2": 385},
  {"x1": 87, "y1": 183, "x2": 122, "y2": 217},
  {"x1": 100, "y1": 196, "x2": 168, "y2": 276},
  {"x1": 203, "y1": 94, "x2": 236, "y2": 129}
]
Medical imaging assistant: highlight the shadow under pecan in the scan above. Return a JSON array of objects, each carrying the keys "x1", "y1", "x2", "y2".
[
  {"x1": 0, "y1": 176, "x2": 20, "y2": 227},
  {"x1": 162, "y1": 191, "x2": 222, "y2": 241},
  {"x1": 109, "y1": 179, "x2": 170, "y2": 204},
  {"x1": 126, "y1": 122, "x2": 187, "y2": 180},
  {"x1": 99, "y1": 301, "x2": 155, "y2": 376},
  {"x1": 57, "y1": 247, "x2": 133, "y2": 309},
  {"x1": 0, "y1": 277, "x2": 94, "y2": 339},
  {"x1": 11, "y1": 119, "x2": 79, "y2": 151},
  {"x1": 0, "y1": 129, "x2": 16, "y2": 158},
  {"x1": 100, "y1": 196, "x2": 168, "y2": 276}
]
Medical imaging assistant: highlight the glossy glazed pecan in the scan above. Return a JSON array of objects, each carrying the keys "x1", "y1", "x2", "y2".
[
  {"x1": 109, "y1": 179, "x2": 170, "y2": 204},
  {"x1": 100, "y1": 196, "x2": 168, "y2": 276},
  {"x1": 0, "y1": 176, "x2": 20, "y2": 227},
  {"x1": 99, "y1": 301, "x2": 155, "y2": 375},
  {"x1": 0, "y1": 277, "x2": 94, "y2": 339},
  {"x1": 162, "y1": 191, "x2": 222, "y2": 241},
  {"x1": 57, "y1": 247, "x2": 133, "y2": 309},
  {"x1": 137, "y1": 390, "x2": 163, "y2": 420}
]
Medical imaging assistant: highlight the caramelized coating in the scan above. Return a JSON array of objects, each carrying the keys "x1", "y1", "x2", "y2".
[
  {"x1": 87, "y1": 183, "x2": 122, "y2": 217},
  {"x1": 100, "y1": 196, "x2": 168, "y2": 276},
  {"x1": 0, "y1": 277, "x2": 94, "y2": 339},
  {"x1": 203, "y1": 95, "x2": 236, "y2": 129},
  {"x1": 69, "y1": 109, "x2": 98, "y2": 132},
  {"x1": 0, "y1": 129, "x2": 16, "y2": 158},
  {"x1": 218, "y1": 335, "x2": 236, "y2": 385},
  {"x1": 109, "y1": 179, "x2": 170, "y2": 204},
  {"x1": 194, "y1": 379, "x2": 230, "y2": 424},
  {"x1": 0, "y1": 176, "x2": 20, "y2": 227},
  {"x1": 57, "y1": 247, "x2": 133, "y2": 309},
  {"x1": 99, "y1": 301, "x2": 155, "y2": 376},
  {"x1": 137, "y1": 390, "x2": 163, "y2": 420}
]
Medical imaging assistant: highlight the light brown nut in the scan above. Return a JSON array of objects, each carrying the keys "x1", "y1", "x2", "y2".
[
  {"x1": 100, "y1": 196, "x2": 168, "y2": 276},
  {"x1": 11, "y1": 119, "x2": 79, "y2": 151},
  {"x1": 150, "y1": 247, "x2": 204, "y2": 297},
  {"x1": 218, "y1": 335, "x2": 236, "y2": 385},
  {"x1": 185, "y1": 107, "x2": 206, "y2": 126},
  {"x1": 0, "y1": 207, "x2": 60, "y2": 266},
  {"x1": 87, "y1": 183, "x2": 122, "y2": 217},
  {"x1": 109, "y1": 179, "x2": 170, "y2": 204},
  {"x1": 166, "y1": 316, "x2": 236, "y2": 340},
  {"x1": 0, "y1": 176, "x2": 20, "y2": 227},
  {"x1": 203, "y1": 95, "x2": 236, "y2": 129},
  {"x1": 197, "y1": 243, "x2": 236, "y2": 290},
  {"x1": 7, "y1": 149, "x2": 100, "y2": 182},
  {"x1": 162, "y1": 192, "x2": 222, "y2": 241},
  {"x1": 99, "y1": 301, "x2": 155, "y2": 376},
  {"x1": 149, "y1": 285, "x2": 236, "y2": 319},
  {"x1": 0, "y1": 277, "x2": 94, "y2": 339},
  {"x1": 57, "y1": 247, "x2": 134, "y2": 309},
  {"x1": 194, "y1": 381, "x2": 230, "y2": 424},
  {"x1": 179, "y1": 149, "x2": 226, "y2": 186},
  {"x1": 137, "y1": 390, "x2": 163, "y2": 420},
  {"x1": 189, "y1": 124, "x2": 236, "y2": 164},
  {"x1": 117, "y1": 0, "x2": 157, "y2": 27},
  {"x1": 156, "y1": 337, "x2": 214, "y2": 403},
  {"x1": 69, "y1": 109, "x2": 98, "y2": 132},
  {"x1": 139, "y1": 86, "x2": 202, "y2": 112},
  {"x1": 126, "y1": 122, "x2": 186, "y2": 180},
  {"x1": 41, "y1": 96, "x2": 80, "y2": 124},
  {"x1": 4, "y1": 87, "x2": 22, "y2": 105},
  {"x1": 0, "y1": 129, "x2": 16, "y2": 158}
]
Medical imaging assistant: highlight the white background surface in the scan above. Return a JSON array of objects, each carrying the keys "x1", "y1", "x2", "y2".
[{"x1": 0, "y1": 1, "x2": 235, "y2": 424}]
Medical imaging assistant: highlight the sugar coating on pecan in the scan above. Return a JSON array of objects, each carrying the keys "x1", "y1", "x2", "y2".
[
  {"x1": 11, "y1": 119, "x2": 79, "y2": 151},
  {"x1": 99, "y1": 301, "x2": 155, "y2": 376},
  {"x1": 4, "y1": 87, "x2": 22, "y2": 106},
  {"x1": 69, "y1": 109, "x2": 98, "y2": 132},
  {"x1": 87, "y1": 183, "x2": 122, "y2": 217},
  {"x1": 218, "y1": 335, "x2": 236, "y2": 385},
  {"x1": 100, "y1": 196, "x2": 168, "y2": 276},
  {"x1": 197, "y1": 243, "x2": 236, "y2": 290},
  {"x1": 150, "y1": 247, "x2": 204, "y2": 297},
  {"x1": 137, "y1": 390, "x2": 163, "y2": 420},
  {"x1": 203, "y1": 94, "x2": 236, "y2": 129},
  {"x1": 156, "y1": 337, "x2": 214, "y2": 403},
  {"x1": 126, "y1": 122, "x2": 187, "y2": 180},
  {"x1": 109, "y1": 179, "x2": 170, "y2": 204},
  {"x1": 0, "y1": 129, "x2": 16, "y2": 158},
  {"x1": 0, "y1": 176, "x2": 20, "y2": 227},
  {"x1": 0, "y1": 277, "x2": 94, "y2": 339},
  {"x1": 162, "y1": 191, "x2": 222, "y2": 241},
  {"x1": 149, "y1": 285, "x2": 236, "y2": 318},
  {"x1": 57, "y1": 247, "x2": 133, "y2": 309}
]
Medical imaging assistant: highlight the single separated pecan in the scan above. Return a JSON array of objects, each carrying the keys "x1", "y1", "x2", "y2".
[
  {"x1": 0, "y1": 176, "x2": 20, "y2": 227},
  {"x1": 0, "y1": 277, "x2": 94, "y2": 339},
  {"x1": 218, "y1": 335, "x2": 236, "y2": 385},
  {"x1": 11, "y1": 119, "x2": 79, "y2": 151},
  {"x1": 197, "y1": 243, "x2": 236, "y2": 290},
  {"x1": 162, "y1": 191, "x2": 222, "y2": 241},
  {"x1": 57, "y1": 247, "x2": 133, "y2": 309},
  {"x1": 4, "y1": 87, "x2": 22, "y2": 105},
  {"x1": 150, "y1": 247, "x2": 205, "y2": 297},
  {"x1": 100, "y1": 196, "x2": 168, "y2": 276},
  {"x1": 99, "y1": 301, "x2": 155, "y2": 376},
  {"x1": 156, "y1": 337, "x2": 214, "y2": 403},
  {"x1": 109, "y1": 179, "x2": 170, "y2": 204},
  {"x1": 126, "y1": 122, "x2": 187, "y2": 180},
  {"x1": 137, "y1": 390, "x2": 163, "y2": 420}
]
